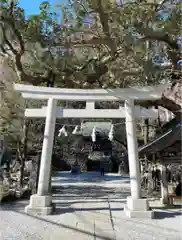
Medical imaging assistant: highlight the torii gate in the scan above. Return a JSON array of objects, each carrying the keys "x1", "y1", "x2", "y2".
[{"x1": 14, "y1": 83, "x2": 167, "y2": 218}]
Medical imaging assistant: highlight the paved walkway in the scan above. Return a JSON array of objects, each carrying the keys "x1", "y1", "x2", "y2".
[{"x1": 0, "y1": 172, "x2": 182, "y2": 240}]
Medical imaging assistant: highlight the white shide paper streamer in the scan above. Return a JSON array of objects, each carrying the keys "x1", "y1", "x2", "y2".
[
  {"x1": 91, "y1": 126, "x2": 96, "y2": 142},
  {"x1": 58, "y1": 126, "x2": 68, "y2": 137}
]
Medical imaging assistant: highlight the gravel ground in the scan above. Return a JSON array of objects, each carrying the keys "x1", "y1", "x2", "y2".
[{"x1": 0, "y1": 172, "x2": 182, "y2": 240}]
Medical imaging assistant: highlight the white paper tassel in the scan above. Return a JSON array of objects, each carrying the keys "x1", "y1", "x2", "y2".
[
  {"x1": 58, "y1": 126, "x2": 68, "y2": 137},
  {"x1": 91, "y1": 126, "x2": 96, "y2": 142},
  {"x1": 58, "y1": 126, "x2": 63, "y2": 136},
  {"x1": 108, "y1": 124, "x2": 114, "y2": 141},
  {"x1": 58, "y1": 131, "x2": 62, "y2": 137},
  {"x1": 64, "y1": 128, "x2": 68, "y2": 136},
  {"x1": 72, "y1": 125, "x2": 79, "y2": 134}
]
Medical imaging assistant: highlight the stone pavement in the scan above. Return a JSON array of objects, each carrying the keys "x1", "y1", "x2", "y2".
[{"x1": 0, "y1": 172, "x2": 182, "y2": 240}]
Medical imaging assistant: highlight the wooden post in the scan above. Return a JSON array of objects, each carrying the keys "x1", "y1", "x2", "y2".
[
  {"x1": 36, "y1": 154, "x2": 41, "y2": 192},
  {"x1": 160, "y1": 162, "x2": 169, "y2": 204}
]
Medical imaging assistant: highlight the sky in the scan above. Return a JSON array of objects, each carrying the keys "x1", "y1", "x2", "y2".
[{"x1": 18, "y1": 0, "x2": 68, "y2": 16}]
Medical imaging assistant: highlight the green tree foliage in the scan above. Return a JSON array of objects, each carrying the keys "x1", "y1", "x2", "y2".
[{"x1": 0, "y1": 0, "x2": 181, "y2": 89}]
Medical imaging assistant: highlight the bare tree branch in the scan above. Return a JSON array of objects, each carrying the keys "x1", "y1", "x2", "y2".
[
  {"x1": 9, "y1": 0, "x2": 15, "y2": 16},
  {"x1": 0, "y1": 16, "x2": 25, "y2": 55},
  {"x1": 137, "y1": 26, "x2": 179, "y2": 50},
  {"x1": 96, "y1": 0, "x2": 116, "y2": 53},
  {"x1": 0, "y1": 22, "x2": 17, "y2": 55}
]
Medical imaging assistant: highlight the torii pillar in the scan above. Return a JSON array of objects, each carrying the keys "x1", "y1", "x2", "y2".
[
  {"x1": 124, "y1": 99, "x2": 154, "y2": 218},
  {"x1": 25, "y1": 98, "x2": 57, "y2": 215}
]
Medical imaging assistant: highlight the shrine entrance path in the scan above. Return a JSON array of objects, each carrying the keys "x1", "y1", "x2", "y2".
[{"x1": 1, "y1": 172, "x2": 182, "y2": 240}]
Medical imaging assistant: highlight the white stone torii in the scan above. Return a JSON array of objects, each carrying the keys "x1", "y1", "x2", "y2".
[{"x1": 14, "y1": 83, "x2": 168, "y2": 218}]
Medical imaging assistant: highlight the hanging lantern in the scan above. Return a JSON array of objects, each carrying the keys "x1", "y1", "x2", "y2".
[
  {"x1": 91, "y1": 126, "x2": 96, "y2": 142},
  {"x1": 108, "y1": 124, "x2": 114, "y2": 141},
  {"x1": 58, "y1": 126, "x2": 67, "y2": 137},
  {"x1": 72, "y1": 125, "x2": 79, "y2": 134}
]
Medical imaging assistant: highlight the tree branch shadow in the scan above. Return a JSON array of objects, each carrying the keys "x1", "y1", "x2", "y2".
[
  {"x1": 154, "y1": 210, "x2": 182, "y2": 219},
  {"x1": 4, "y1": 209, "x2": 115, "y2": 240}
]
